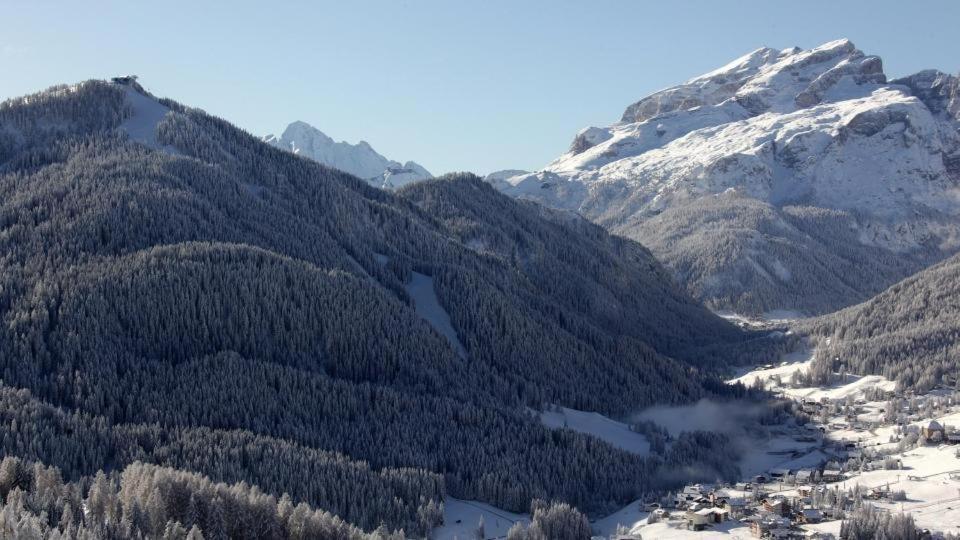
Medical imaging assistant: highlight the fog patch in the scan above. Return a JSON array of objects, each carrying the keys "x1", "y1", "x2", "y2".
[{"x1": 632, "y1": 398, "x2": 766, "y2": 438}]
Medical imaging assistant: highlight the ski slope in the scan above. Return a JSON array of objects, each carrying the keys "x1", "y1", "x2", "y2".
[
  {"x1": 540, "y1": 406, "x2": 650, "y2": 456},
  {"x1": 406, "y1": 271, "x2": 467, "y2": 358}
]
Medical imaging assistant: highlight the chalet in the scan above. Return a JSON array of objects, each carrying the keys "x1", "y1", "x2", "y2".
[
  {"x1": 685, "y1": 506, "x2": 728, "y2": 531},
  {"x1": 763, "y1": 497, "x2": 791, "y2": 517},
  {"x1": 947, "y1": 433, "x2": 960, "y2": 445},
  {"x1": 798, "y1": 508, "x2": 823, "y2": 523},
  {"x1": 685, "y1": 509, "x2": 711, "y2": 531},
  {"x1": 704, "y1": 507, "x2": 728, "y2": 523},
  {"x1": 723, "y1": 497, "x2": 751, "y2": 518},
  {"x1": 821, "y1": 468, "x2": 843, "y2": 482},
  {"x1": 794, "y1": 470, "x2": 813, "y2": 484},
  {"x1": 750, "y1": 515, "x2": 791, "y2": 537},
  {"x1": 673, "y1": 487, "x2": 697, "y2": 508}
]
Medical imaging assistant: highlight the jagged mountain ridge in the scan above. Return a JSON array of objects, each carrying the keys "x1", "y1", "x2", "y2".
[
  {"x1": 264, "y1": 120, "x2": 432, "y2": 188},
  {"x1": 492, "y1": 39, "x2": 960, "y2": 316}
]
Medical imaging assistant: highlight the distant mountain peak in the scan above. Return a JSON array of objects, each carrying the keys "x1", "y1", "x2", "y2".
[{"x1": 264, "y1": 121, "x2": 431, "y2": 188}]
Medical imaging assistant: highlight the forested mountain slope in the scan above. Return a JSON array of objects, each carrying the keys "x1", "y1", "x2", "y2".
[
  {"x1": 799, "y1": 252, "x2": 960, "y2": 393},
  {"x1": 0, "y1": 79, "x2": 776, "y2": 534},
  {"x1": 492, "y1": 39, "x2": 960, "y2": 316}
]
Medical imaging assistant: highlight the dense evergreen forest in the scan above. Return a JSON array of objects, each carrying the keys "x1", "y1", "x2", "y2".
[
  {"x1": 0, "y1": 80, "x2": 782, "y2": 536},
  {"x1": 800, "y1": 252, "x2": 960, "y2": 392}
]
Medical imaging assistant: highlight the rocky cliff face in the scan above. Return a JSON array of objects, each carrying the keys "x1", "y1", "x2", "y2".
[
  {"x1": 490, "y1": 40, "x2": 960, "y2": 316},
  {"x1": 893, "y1": 70, "x2": 960, "y2": 124}
]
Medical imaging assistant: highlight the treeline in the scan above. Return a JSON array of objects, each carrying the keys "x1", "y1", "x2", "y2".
[
  {"x1": 840, "y1": 505, "x2": 920, "y2": 540},
  {"x1": 0, "y1": 380, "x2": 443, "y2": 535},
  {"x1": 800, "y1": 252, "x2": 960, "y2": 392},
  {"x1": 505, "y1": 500, "x2": 591, "y2": 540},
  {"x1": 0, "y1": 455, "x2": 402, "y2": 539}
]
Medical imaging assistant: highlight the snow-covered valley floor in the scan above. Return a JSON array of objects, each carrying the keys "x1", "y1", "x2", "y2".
[{"x1": 432, "y1": 339, "x2": 960, "y2": 539}]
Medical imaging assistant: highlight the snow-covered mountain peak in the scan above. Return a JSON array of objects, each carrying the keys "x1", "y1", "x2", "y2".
[
  {"x1": 264, "y1": 121, "x2": 432, "y2": 188},
  {"x1": 490, "y1": 40, "x2": 960, "y2": 316},
  {"x1": 620, "y1": 39, "x2": 882, "y2": 128}
]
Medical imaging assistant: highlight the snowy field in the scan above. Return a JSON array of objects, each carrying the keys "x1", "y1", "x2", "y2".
[
  {"x1": 119, "y1": 84, "x2": 179, "y2": 154},
  {"x1": 539, "y1": 406, "x2": 650, "y2": 455},
  {"x1": 431, "y1": 498, "x2": 528, "y2": 540},
  {"x1": 405, "y1": 271, "x2": 467, "y2": 358}
]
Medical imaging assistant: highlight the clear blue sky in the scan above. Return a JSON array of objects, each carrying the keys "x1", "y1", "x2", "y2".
[{"x1": 2, "y1": 0, "x2": 958, "y2": 175}]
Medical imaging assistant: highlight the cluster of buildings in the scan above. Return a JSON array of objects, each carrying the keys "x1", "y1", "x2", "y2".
[
  {"x1": 602, "y1": 388, "x2": 960, "y2": 539},
  {"x1": 664, "y1": 484, "x2": 828, "y2": 538}
]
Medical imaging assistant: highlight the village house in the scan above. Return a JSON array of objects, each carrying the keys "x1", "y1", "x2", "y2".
[
  {"x1": 684, "y1": 508, "x2": 710, "y2": 531},
  {"x1": 749, "y1": 514, "x2": 791, "y2": 537},
  {"x1": 685, "y1": 506, "x2": 729, "y2": 530},
  {"x1": 821, "y1": 468, "x2": 843, "y2": 482},
  {"x1": 763, "y1": 497, "x2": 792, "y2": 517},
  {"x1": 723, "y1": 497, "x2": 751, "y2": 519},
  {"x1": 798, "y1": 507, "x2": 823, "y2": 523}
]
